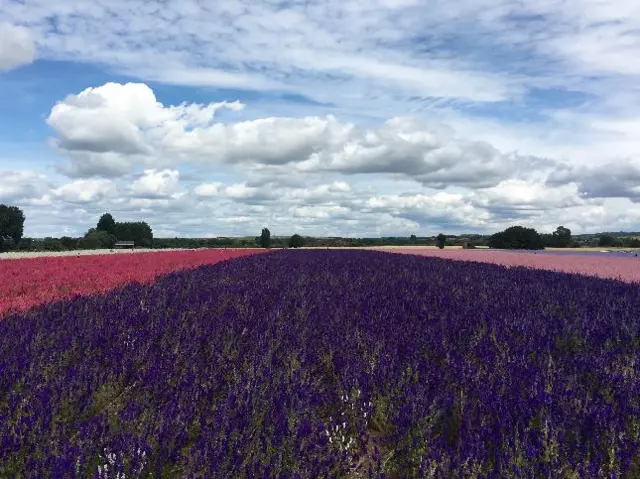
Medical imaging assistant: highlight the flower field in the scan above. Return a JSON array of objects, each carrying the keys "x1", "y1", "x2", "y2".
[
  {"x1": 381, "y1": 248, "x2": 640, "y2": 283},
  {"x1": 0, "y1": 249, "x2": 264, "y2": 317},
  {"x1": 1, "y1": 250, "x2": 639, "y2": 477}
]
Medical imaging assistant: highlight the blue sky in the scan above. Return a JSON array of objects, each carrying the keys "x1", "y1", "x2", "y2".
[{"x1": 1, "y1": 0, "x2": 640, "y2": 237}]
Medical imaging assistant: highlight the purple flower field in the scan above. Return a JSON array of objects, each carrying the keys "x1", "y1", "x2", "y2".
[{"x1": 1, "y1": 250, "x2": 639, "y2": 477}]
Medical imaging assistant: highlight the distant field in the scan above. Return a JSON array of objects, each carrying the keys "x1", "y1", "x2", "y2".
[
  {"x1": 546, "y1": 246, "x2": 640, "y2": 252},
  {"x1": 0, "y1": 248, "x2": 264, "y2": 317},
  {"x1": 377, "y1": 247, "x2": 640, "y2": 283},
  {"x1": 0, "y1": 247, "x2": 203, "y2": 260}
]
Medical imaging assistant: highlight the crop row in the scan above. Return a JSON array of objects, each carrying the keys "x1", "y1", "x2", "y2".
[
  {"x1": 381, "y1": 248, "x2": 640, "y2": 283},
  {"x1": 1, "y1": 250, "x2": 639, "y2": 476},
  {"x1": 0, "y1": 249, "x2": 264, "y2": 317}
]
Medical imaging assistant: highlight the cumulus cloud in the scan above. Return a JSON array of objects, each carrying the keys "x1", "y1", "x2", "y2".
[
  {"x1": 0, "y1": 171, "x2": 50, "y2": 203},
  {"x1": 52, "y1": 178, "x2": 117, "y2": 203},
  {"x1": 472, "y1": 179, "x2": 586, "y2": 211},
  {"x1": 130, "y1": 169, "x2": 181, "y2": 199},
  {"x1": 547, "y1": 158, "x2": 640, "y2": 202},
  {"x1": 47, "y1": 82, "x2": 552, "y2": 190},
  {"x1": 194, "y1": 181, "x2": 278, "y2": 204},
  {"x1": 47, "y1": 83, "x2": 245, "y2": 176},
  {"x1": 0, "y1": 23, "x2": 35, "y2": 71},
  {"x1": 360, "y1": 191, "x2": 492, "y2": 229},
  {"x1": 2, "y1": 164, "x2": 635, "y2": 238}
]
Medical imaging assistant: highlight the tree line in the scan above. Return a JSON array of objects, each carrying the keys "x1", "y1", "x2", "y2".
[
  {"x1": 2, "y1": 203, "x2": 640, "y2": 252},
  {"x1": 0, "y1": 207, "x2": 153, "y2": 252}
]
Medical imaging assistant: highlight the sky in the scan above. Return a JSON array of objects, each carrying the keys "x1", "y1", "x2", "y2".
[{"x1": 1, "y1": 0, "x2": 640, "y2": 238}]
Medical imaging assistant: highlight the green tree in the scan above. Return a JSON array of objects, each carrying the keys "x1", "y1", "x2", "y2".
[
  {"x1": 436, "y1": 233, "x2": 447, "y2": 249},
  {"x1": 60, "y1": 236, "x2": 78, "y2": 250},
  {"x1": 288, "y1": 234, "x2": 304, "y2": 248},
  {"x1": 628, "y1": 238, "x2": 640, "y2": 248},
  {"x1": 0, "y1": 204, "x2": 26, "y2": 252},
  {"x1": 488, "y1": 226, "x2": 544, "y2": 250},
  {"x1": 409, "y1": 234, "x2": 417, "y2": 245},
  {"x1": 598, "y1": 235, "x2": 617, "y2": 247},
  {"x1": 78, "y1": 229, "x2": 116, "y2": 249},
  {"x1": 546, "y1": 225, "x2": 572, "y2": 248},
  {"x1": 42, "y1": 237, "x2": 64, "y2": 251},
  {"x1": 96, "y1": 213, "x2": 116, "y2": 235},
  {"x1": 259, "y1": 227, "x2": 271, "y2": 248},
  {"x1": 114, "y1": 222, "x2": 153, "y2": 247}
]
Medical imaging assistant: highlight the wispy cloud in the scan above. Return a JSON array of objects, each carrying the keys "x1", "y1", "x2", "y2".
[{"x1": 0, "y1": 22, "x2": 35, "y2": 70}]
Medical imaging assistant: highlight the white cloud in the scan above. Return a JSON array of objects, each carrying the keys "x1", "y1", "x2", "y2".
[
  {"x1": 47, "y1": 83, "x2": 552, "y2": 190},
  {"x1": 0, "y1": 23, "x2": 35, "y2": 71},
  {"x1": 0, "y1": 171, "x2": 50, "y2": 203},
  {"x1": 4, "y1": 165, "x2": 639, "y2": 238},
  {"x1": 471, "y1": 179, "x2": 585, "y2": 210},
  {"x1": 130, "y1": 169, "x2": 180, "y2": 199},
  {"x1": 52, "y1": 178, "x2": 117, "y2": 203}
]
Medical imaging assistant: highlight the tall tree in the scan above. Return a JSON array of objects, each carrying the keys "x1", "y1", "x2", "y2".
[
  {"x1": 96, "y1": 213, "x2": 116, "y2": 235},
  {"x1": 0, "y1": 204, "x2": 26, "y2": 251},
  {"x1": 436, "y1": 233, "x2": 447, "y2": 249},
  {"x1": 259, "y1": 228, "x2": 271, "y2": 249},
  {"x1": 552, "y1": 226, "x2": 572, "y2": 248},
  {"x1": 114, "y1": 222, "x2": 153, "y2": 247},
  {"x1": 288, "y1": 234, "x2": 304, "y2": 248}
]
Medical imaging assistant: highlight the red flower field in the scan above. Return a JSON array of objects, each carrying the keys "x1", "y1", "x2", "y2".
[
  {"x1": 383, "y1": 248, "x2": 640, "y2": 283},
  {"x1": 0, "y1": 249, "x2": 264, "y2": 317}
]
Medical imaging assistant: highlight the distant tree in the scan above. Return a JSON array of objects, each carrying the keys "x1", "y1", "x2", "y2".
[
  {"x1": 488, "y1": 226, "x2": 544, "y2": 250},
  {"x1": 289, "y1": 234, "x2": 304, "y2": 248},
  {"x1": 258, "y1": 228, "x2": 271, "y2": 249},
  {"x1": 60, "y1": 236, "x2": 79, "y2": 250},
  {"x1": 628, "y1": 238, "x2": 640, "y2": 248},
  {"x1": 79, "y1": 229, "x2": 116, "y2": 249},
  {"x1": 598, "y1": 235, "x2": 617, "y2": 247},
  {"x1": 0, "y1": 204, "x2": 26, "y2": 252},
  {"x1": 114, "y1": 222, "x2": 153, "y2": 247},
  {"x1": 16, "y1": 237, "x2": 33, "y2": 251},
  {"x1": 410, "y1": 234, "x2": 417, "y2": 245},
  {"x1": 436, "y1": 233, "x2": 447, "y2": 249},
  {"x1": 545, "y1": 225, "x2": 572, "y2": 248},
  {"x1": 96, "y1": 213, "x2": 116, "y2": 235},
  {"x1": 42, "y1": 237, "x2": 64, "y2": 252}
]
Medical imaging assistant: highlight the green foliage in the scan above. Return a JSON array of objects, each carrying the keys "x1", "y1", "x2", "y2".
[
  {"x1": 60, "y1": 236, "x2": 79, "y2": 250},
  {"x1": 288, "y1": 234, "x2": 304, "y2": 248},
  {"x1": 16, "y1": 238, "x2": 33, "y2": 251},
  {"x1": 488, "y1": 226, "x2": 544, "y2": 250},
  {"x1": 0, "y1": 204, "x2": 25, "y2": 251},
  {"x1": 598, "y1": 234, "x2": 618, "y2": 247},
  {"x1": 42, "y1": 237, "x2": 64, "y2": 252},
  {"x1": 78, "y1": 229, "x2": 117, "y2": 249},
  {"x1": 409, "y1": 234, "x2": 417, "y2": 245},
  {"x1": 258, "y1": 228, "x2": 271, "y2": 249},
  {"x1": 543, "y1": 226, "x2": 573, "y2": 248},
  {"x1": 96, "y1": 213, "x2": 116, "y2": 235},
  {"x1": 114, "y1": 222, "x2": 153, "y2": 247},
  {"x1": 436, "y1": 233, "x2": 447, "y2": 249}
]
